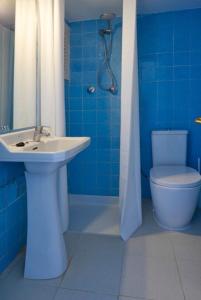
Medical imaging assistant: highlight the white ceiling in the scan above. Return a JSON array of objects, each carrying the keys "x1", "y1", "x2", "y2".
[
  {"x1": 1, "y1": 0, "x2": 201, "y2": 27},
  {"x1": 67, "y1": 0, "x2": 201, "y2": 21},
  {"x1": 66, "y1": 0, "x2": 122, "y2": 21}
]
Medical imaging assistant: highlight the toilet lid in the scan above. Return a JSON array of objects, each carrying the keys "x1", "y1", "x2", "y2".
[{"x1": 150, "y1": 166, "x2": 201, "y2": 188}]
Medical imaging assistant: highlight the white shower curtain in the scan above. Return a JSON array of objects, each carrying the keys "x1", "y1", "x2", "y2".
[
  {"x1": 14, "y1": 0, "x2": 37, "y2": 129},
  {"x1": 37, "y1": 0, "x2": 68, "y2": 232},
  {"x1": 120, "y1": 0, "x2": 142, "y2": 240}
]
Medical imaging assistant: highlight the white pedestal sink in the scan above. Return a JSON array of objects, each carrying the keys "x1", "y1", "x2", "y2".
[{"x1": 0, "y1": 129, "x2": 90, "y2": 279}]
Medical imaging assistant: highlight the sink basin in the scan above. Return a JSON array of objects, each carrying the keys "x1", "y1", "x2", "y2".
[
  {"x1": 0, "y1": 129, "x2": 90, "y2": 279},
  {"x1": 0, "y1": 130, "x2": 90, "y2": 162}
]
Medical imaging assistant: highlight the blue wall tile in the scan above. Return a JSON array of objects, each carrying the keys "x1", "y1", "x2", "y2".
[
  {"x1": 66, "y1": 18, "x2": 122, "y2": 197},
  {"x1": 138, "y1": 8, "x2": 201, "y2": 198},
  {"x1": 0, "y1": 163, "x2": 27, "y2": 272}
]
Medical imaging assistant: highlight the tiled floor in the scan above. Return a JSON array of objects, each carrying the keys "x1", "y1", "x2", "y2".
[
  {"x1": 69, "y1": 203, "x2": 120, "y2": 235},
  {"x1": 1, "y1": 201, "x2": 201, "y2": 300}
]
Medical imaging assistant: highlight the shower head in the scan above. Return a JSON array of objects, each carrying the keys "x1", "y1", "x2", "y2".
[
  {"x1": 99, "y1": 13, "x2": 116, "y2": 36},
  {"x1": 100, "y1": 13, "x2": 116, "y2": 21}
]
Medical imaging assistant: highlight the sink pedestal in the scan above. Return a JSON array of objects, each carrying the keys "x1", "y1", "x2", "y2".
[
  {"x1": 58, "y1": 165, "x2": 69, "y2": 233},
  {"x1": 24, "y1": 162, "x2": 67, "y2": 279}
]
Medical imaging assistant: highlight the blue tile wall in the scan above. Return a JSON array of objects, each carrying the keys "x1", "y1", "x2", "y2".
[
  {"x1": 66, "y1": 18, "x2": 122, "y2": 196},
  {"x1": 138, "y1": 9, "x2": 201, "y2": 197},
  {"x1": 0, "y1": 163, "x2": 26, "y2": 272}
]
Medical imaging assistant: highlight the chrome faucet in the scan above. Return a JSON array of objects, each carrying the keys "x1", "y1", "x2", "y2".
[{"x1": 33, "y1": 126, "x2": 51, "y2": 142}]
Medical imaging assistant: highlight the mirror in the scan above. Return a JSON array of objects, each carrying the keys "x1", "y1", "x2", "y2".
[{"x1": 0, "y1": 0, "x2": 36, "y2": 134}]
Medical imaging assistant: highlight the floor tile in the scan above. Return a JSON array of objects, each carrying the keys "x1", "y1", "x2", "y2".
[
  {"x1": 133, "y1": 202, "x2": 166, "y2": 237},
  {"x1": 125, "y1": 233, "x2": 174, "y2": 259},
  {"x1": 168, "y1": 232, "x2": 201, "y2": 261},
  {"x1": 0, "y1": 250, "x2": 24, "y2": 280},
  {"x1": 119, "y1": 297, "x2": 154, "y2": 300},
  {"x1": 1, "y1": 255, "x2": 64, "y2": 287},
  {"x1": 64, "y1": 231, "x2": 81, "y2": 257},
  {"x1": 61, "y1": 233, "x2": 124, "y2": 295},
  {"x1": 120, "y1": 254, "x2": 184, "y2": 300},
  {"x1": 55, "y1": 288, "x2": 118, "y2": 300},
  {"x1": 0, "y1": 280, "x2": 57, "y2": 300},
  {"x1": 177, "y1": 258, "x2": 201, "y2": 300},
  {"x1": 69, "y1": 204, "x2": 120, "y2": 235}
]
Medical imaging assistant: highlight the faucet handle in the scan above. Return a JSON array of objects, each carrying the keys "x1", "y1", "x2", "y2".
[{"x1": 40, "y1": 126, "x2": 52, "y2": 136}]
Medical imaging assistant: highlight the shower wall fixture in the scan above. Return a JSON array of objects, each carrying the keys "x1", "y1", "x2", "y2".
[{"x1": 98, "y1": 13, "x2": 118, "y2": 95}]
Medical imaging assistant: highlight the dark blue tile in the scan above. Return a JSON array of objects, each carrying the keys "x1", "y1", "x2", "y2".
[
  {"x1": 70, "y1": 47, "x2": 82, "y2": 59},
  {"x1": 82, "y1": 33, "x2": 97, "y2": 47},
  {"x1": 156, "y1": 67, "x2": 173, "y2": 81},
  {"x1": 82, "y1": 71, "x2": 97, "y2": 85},
  {"x1": 190, "y1": 66, "x2": 201, "y2": 79},
  {"x1": 97, "y1": 110, "x2": 110, "y2": 123},
  {"x1": 69, "y1": 98, "x2": 82, "y2": 110},
  {"x1": 82, "y1": 20, "x2": 97, "y2": 33},
  {"x1": 70, "y1": 22, "x2": 82, "y2": 34},
  {"x1": 70, "y1": 60, "x2": 82, "y2": 72},
  {"x1": 83, "y1": 60, "x2": 97, "y2": 72},
  {"x1": 174, "y1": 52, "x2": 189, "y2": 66},
  {"x1": 174, "y1": 66, "x2": 189, "y2": 80},
  {"x1": 83, "y1": 123, "x2": 97, "y2": 137},
  {"x1": 190, "y1": 51, "x2": 201, "y2": 65},
  {"x1": 83, "y1": 111, "x2": 97, "y2": 123},
  {"x1": 70, "y1": 33, "x2": 82, "y2": 47},
  {"x1": 69, "y1": 86, "x2": 83, "y2": 98},
  {"x1": 69, "y1": 111, "x2": 83, "y2": 123},
  {"x1": 83, "y1": 47, "x2": 97, "y2": 58},
  {"x1": 83, "y1": 98, "x2": 97, "y2": 110}
]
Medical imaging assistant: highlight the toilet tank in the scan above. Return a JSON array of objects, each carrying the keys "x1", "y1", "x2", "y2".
[{"x1": 152, "y1": 130, "x2": 188, "y2": 166}]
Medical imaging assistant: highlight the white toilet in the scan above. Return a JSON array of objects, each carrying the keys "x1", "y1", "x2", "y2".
[{"x1": 150, "y1": 130, "x2": 201, "y2": 230}]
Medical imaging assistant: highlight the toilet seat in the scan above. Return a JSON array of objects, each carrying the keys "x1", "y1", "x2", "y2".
[{"x1": 150, "y1": 165, "x2": 201, "y2": 188}]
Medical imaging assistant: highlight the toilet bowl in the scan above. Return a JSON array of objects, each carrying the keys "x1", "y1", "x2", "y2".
[
  {"x1": 150, "y1": 166, "x2": 201, "y2": 230},
  {"x1": 150, "y1": 130, "x2": 201, "y2": 230}
]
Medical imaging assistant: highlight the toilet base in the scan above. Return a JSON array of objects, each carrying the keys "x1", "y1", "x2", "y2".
[{"x1": 153, "y1": 209, "x2": 191, "y2": 231}]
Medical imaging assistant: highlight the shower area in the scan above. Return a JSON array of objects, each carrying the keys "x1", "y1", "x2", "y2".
[{"x1": 66, "y1": 0, "x2": 141, "y2": 239}]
